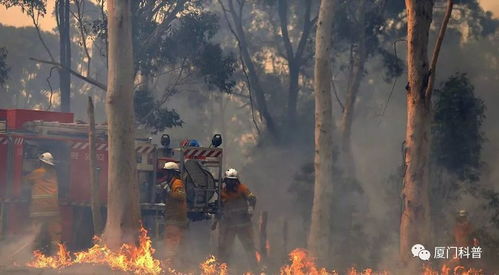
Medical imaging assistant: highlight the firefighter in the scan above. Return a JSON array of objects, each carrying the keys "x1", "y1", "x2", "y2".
[
  {"x1": 449, "y1": 209, "x2": 479, "y2": 268},
  {"x1": 217, "y1": 168, "x2": 258, "y2": 268},
  {"x1": 159, "y1": 162, "x2": 188, "y2": 265},
  {"x1": 453, "y1": 209, "x2": 475, "y2": 248},
  {"x1": 25, "y1": 152, "x2": 61, "y2": 255}
]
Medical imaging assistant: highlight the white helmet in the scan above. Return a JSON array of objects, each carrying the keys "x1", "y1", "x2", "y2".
[
  {"x1": 163, "y1": 162, "x2": 179, "y2": 171},
  {"x1": 39, "y1": 152, "x2": 55, "y2": 166},
  {"x1": 225, "y1": 168, "x2": 238, "y2": 179}
]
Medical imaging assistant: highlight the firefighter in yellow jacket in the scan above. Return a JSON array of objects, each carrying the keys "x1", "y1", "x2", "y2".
[
  {"x1": 218, "y1": 168, "x2": 258, "y2": 267},
  {"x1": 25, "y1": 152, "x2": 61, "y2": 255},
  {"x1": 160, "y1": 162, "x2": 188, "y2": 264}
]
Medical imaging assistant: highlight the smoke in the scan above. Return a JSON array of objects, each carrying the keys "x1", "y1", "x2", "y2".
[
  {"x1": 0, "y1": 2, "x2": 498, "y2": 273},
  {"x1": 0, "y1": 228, "x2": 39, "y2": 269},
  {"x1": 151, "y1": 25, "x2": 499, "y2": 271}
]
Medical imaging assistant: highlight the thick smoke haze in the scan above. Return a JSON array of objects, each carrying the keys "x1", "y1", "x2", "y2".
[{"x1": 0, "y1": 0, "x2": 498, "y2": 273}]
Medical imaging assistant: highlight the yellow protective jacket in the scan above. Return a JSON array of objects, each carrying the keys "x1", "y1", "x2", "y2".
[
  {"x1": 221, "y1": 183, "x2": 256, "y2": 226},
  {"x1": 164, "y1": 178, "x2": 188, "y2": 227},
  {"x1": 25, "y1": 166, "x2": 60, "y2": 218}
]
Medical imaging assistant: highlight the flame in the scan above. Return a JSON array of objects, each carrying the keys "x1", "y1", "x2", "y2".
[
  {"x1": 256, "y1": 251, "x2": 262, "y2": 263},
  {"x1": 27, "y1": 243, "x2": 71, "y2": 269},
  {"x1": 422, "y1": 264, "x2": 483, "y2": 275},
  {"x1": 28, "y1": 227, "x2": 163, "y2": 274},
  {"x1": 279, "y1": 249, "x2": 391, "y2": 275},
  {"x1": 346, "y1": 268, "x2": 390, "y2": 275},
  {"x1": 26, "y1": 234, "x2": 485, "y2": 275},
  {"x1": 200, "y1": 255, "x2": 229, "y2": 275},
  {"x1": 280, "y1": 248, "x2": 335, "y2": 275},
  {"x1": 28, "y1": 238, "x2": 234, "y2": 275}
]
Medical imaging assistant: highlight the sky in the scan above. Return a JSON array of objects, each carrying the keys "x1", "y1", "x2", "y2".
[{"x1": 0, "y1": 0, "x2": 498, "y2": 32}]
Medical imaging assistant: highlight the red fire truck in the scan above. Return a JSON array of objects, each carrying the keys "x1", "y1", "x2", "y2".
[{"x1": 0, "y1": 109, "x2": 223, "y2": 249}]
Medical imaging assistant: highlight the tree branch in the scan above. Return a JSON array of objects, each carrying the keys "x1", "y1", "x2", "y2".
[
  {"x1": 294, "y1": 0, "x2": 313, "y2": 64},
  {"x1": 425, "y1": 0, "x2": 453, "y2": 101},
  {"x1": 278, "y1": 0, "x2": 294, "y2": 62},
  {"x1": 240, "y1": 52, "x2": 261, "y2": 136},
  {"x1": 151, "y1": 1, "x2": 170, "y2": 18},
  {"x1": 46, "y1": 66, "x2": 57, "y2": 111},
  {"x1": 30, "y1": 57, "x2": 107, "y2": 91},
  {"x1": 219, "y1": 0, "x2": 261, "y2": 135},
  {"x1": 331, "y1": 75, "x2": 344, "y2": 112},
  {"x1": 72, "y1": 0, "x2": 92, "y2": 76},
  {"x1": 30, "y1": 12, "x2": 55, "y2": 62},
  {"x1": 143, "y1": 0, "x2": 188, "y2": 49}
]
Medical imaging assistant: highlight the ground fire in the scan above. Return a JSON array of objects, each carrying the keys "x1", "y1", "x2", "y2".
[
  {"x1": 27, "y1": 227, "x2": 162, "y2": 274},
  {"x1": 25, "y1": 236, "x2": 483, "y2": 275}
]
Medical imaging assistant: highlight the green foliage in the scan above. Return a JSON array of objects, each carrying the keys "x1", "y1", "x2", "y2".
[
  {"x1": 455, "y1": 0, "x2": 499, "y2": 37},
  {"x1": 0, "y1": 0, "x2": 46, "y2": 16},
  {"x1": 134, "y1": 90, "x2": 183, "y2": 133},
  {"x1": 333, "y1": 0, "x2": 404, "y2": 82},
  {"x1": 378, "y1": 47, "x2": 404, "y2": 81},
  {"x1": 126, "y1": 2, "x2": 235, "y2": 93},
  {"x1": 193, "y1": 43, "x2": 236, "y2": 93},
  {"x1": 432, "y1": 73, "x2": 486, "y2": 182},
  {"x1": 0, "y1": 47, "x2": 8, "y2": 86},
  {"x1": 88, "y1": 1, "x2": 235, "y2": 131}
]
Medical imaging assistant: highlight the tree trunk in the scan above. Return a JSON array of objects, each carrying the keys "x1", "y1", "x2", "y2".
[
  {"x1": 400, "y1": 0, "x2": 434, "y2": 263},
  {"x1": 226, "y1": 0, "x2": 279, "y2": 140},
  {"x1": 103, "y1": 0, "x2": 141, "y2": 249},
  {"x1": 339, "y1": 52, "x2": 364, "y2": 179},
  {"x1": 58, "y1": 0, "x2": 71, "y2": 112},
  {"x1": 308, "y1": 0, "x2": 335, "y2": 263},
  {"x1": 278, "y1": 0, "x2": 313, "y2": 130},
  {"x1": 87, "y1": 96, "x2": 103, "y2": 235},
  {"x1": 287, "y1": 64, "x2": 300, "y2": 129},
  {"x1": 238, "y1": 34, "x2": 278, "y2": 140},
  {"x1": 339, "y1": 1, "x2": 367, "y2": 180}
]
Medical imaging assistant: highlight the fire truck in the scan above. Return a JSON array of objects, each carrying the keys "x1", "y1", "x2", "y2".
[{"x1": 0, "y1": 109, "x2": 223, "y2": 249}]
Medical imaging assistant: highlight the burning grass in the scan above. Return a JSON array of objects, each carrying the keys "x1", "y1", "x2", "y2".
[
  {"x1": 26, "y1": 227, "x2": 230, "y2": 274},
  {"x1": 27, "y1": 227, "x2": 162, "y2": 274},
  {"x1": 25, "y1": 230, "x2": 484, "y2": 275},
  {"x1": 199, "y1": 255, "x2": 229, "y2": 275},
  {"x1": 422, "y1": 265, "x2": 483, "y2": 275},
  {"x1": 280, "y1": 248, "x2": 389, "y2": 275}
]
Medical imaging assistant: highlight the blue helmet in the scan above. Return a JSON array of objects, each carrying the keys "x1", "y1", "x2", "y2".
[{"x1": 188, "y1": 139, "x2": 200, "y2": 147}]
